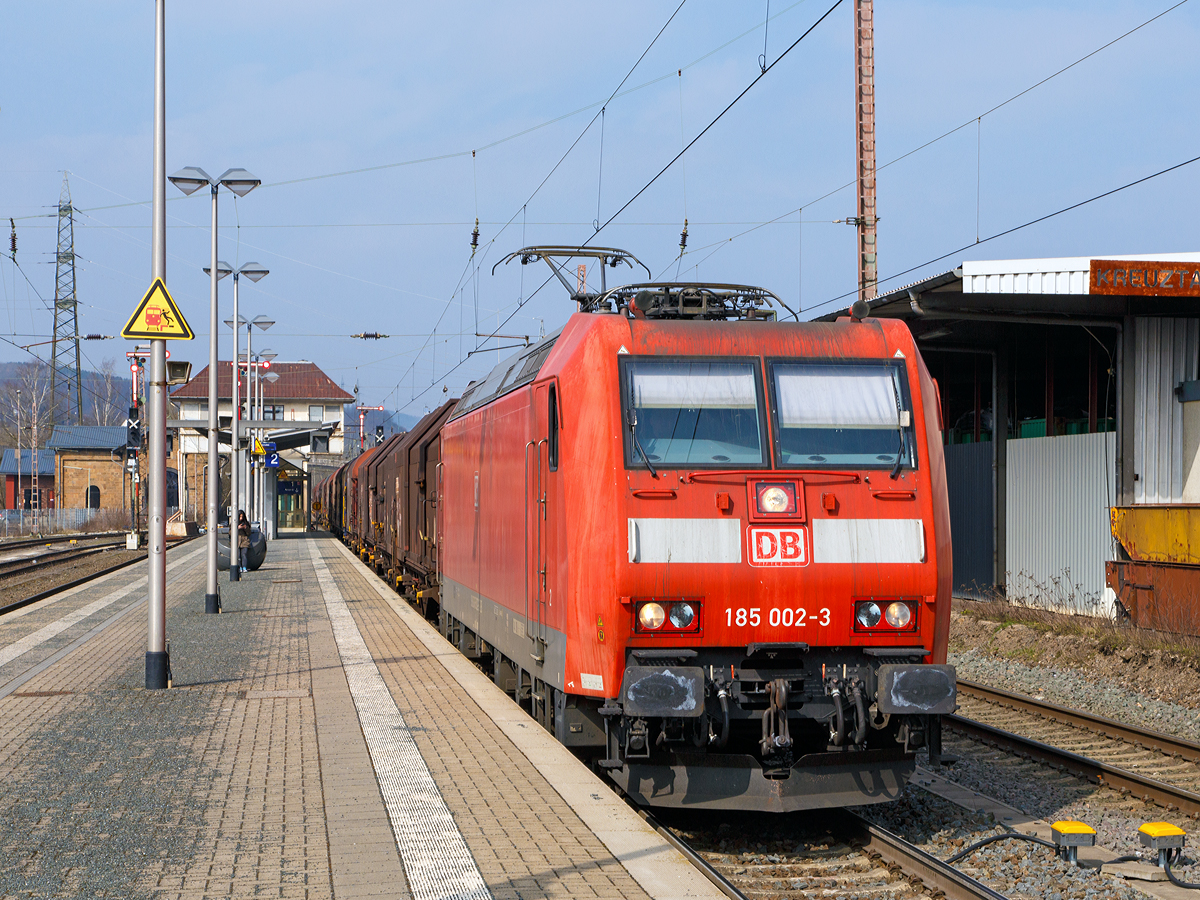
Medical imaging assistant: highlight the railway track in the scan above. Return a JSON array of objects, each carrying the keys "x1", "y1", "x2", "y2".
[
  {"x1": 641, "y1": 807, "x2": 1008, "y2": 900},
  {"x1": 0, "y1": 531, "x2": 126, "y2": 552},
  {"x1": 950, "y1": 678, "x2": 1200, "y2": 815},
  {"x1": 0, "y1": 537, "x2": 194, "y2": 617},
  {"x1": 0, "y1": 539, "x2": 127, "y2": 578}
]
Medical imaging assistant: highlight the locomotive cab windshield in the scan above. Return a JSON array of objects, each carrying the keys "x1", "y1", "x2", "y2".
[
  {"x1": 620, "y1": 355, "x2": 916, "y2": 472},
  {"x1": 622, "y1": 358, "x2": 766, "y2": 467},
  {"x1": 769, "y1": 359, "x2": 915, "y2": 471}
]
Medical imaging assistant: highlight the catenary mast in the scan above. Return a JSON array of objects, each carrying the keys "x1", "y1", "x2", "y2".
[
  {"x1": 50, "y1": 173, "x2": 83, "y2": 424},
  {"x1": 855, "y1": 0, "x2": 877, "y2": 304}
]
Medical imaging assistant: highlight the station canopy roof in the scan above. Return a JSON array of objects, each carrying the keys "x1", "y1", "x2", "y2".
[{"x1": 817, "y1": 252, "x2": 1200, "y2": 336}]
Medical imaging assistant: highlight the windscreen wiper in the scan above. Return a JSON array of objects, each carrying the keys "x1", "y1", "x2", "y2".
[
  {"x1": 628, "y1": 395, "x2": 658, "y2": 478},
  {"x1": 889, "y1": 378, "x2": 906, "y2": 480}
]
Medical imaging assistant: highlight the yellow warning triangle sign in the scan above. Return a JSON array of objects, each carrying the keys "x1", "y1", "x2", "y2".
[
  {"x1": 254, "y1": 438, "x2": 265, "y2": 455},
  {"x1": 121, "y1": 278, "x2": 194, "y2": 340}
]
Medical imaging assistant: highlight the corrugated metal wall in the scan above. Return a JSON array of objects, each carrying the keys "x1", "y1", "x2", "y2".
[
  {"x1": 944, "y1": 441, "x2": 994, "y2": 598},
  {"x1": 1006, "y1": 432, "x2": 1115, "y2": 613},
  {"x1": 1135, "y1": 317, "x2": 1198, "y2": 504}
]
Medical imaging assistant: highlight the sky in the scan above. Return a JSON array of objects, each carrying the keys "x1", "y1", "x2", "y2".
[{"x1": 0, "y1": 1, "x2": 1197, "y2": 423}]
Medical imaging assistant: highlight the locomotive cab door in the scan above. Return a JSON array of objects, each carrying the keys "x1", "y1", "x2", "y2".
[{"x1": 526, "y1": 380, "x2": 559, "y2": 665}]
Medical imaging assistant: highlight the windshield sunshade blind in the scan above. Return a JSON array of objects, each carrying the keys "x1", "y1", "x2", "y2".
[
  {"x1": 632, "y1": 362, "x2": 758, "y2": 409},
  {"x1": 775, "y1": 365, "x2": 900, "y2": 429}
]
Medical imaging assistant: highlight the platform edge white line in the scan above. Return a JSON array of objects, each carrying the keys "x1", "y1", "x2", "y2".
[{"x1": 307, "y1": 541, "x2": 491, "y2": 900}]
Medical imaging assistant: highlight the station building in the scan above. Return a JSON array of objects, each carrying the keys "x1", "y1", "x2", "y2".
[
  {"x1": 47, "y1": 425, "x2": 131, "y2": 511},
  {"x1": 170, "y1": 360, "x2": 354, "y2": 534},
  {"x1": 821, "y1": 252, "x2": 1200, "y2": 631}
]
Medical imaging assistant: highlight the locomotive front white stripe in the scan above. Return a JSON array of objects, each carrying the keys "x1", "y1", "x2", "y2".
[
  {"x1": 811, "y1": 519, "x2": 926, "y2": 564},
  {"x1": 627, "y1": 517, "x2": 742, "y2": 564}
]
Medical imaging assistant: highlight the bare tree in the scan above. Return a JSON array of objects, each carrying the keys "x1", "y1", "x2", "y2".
[
  {"x1": 88, "y1": 357, "x2": 124, "y2": 426},
  {"x1": 0, "y1": 362, "x2": 53, "y2": 448}
]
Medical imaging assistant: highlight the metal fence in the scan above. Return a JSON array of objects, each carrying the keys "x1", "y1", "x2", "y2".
[
  {"x1": 1005, "y1": 432, "x2": 1116, "y2": 614},
  {"x1": 0, "y1": 508, "x2": 101, "y2": 537}
]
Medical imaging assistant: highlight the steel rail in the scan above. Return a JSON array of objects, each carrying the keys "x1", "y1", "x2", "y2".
[
  {"x1": 0, "y1": 542, "x2": 125, "y2": 577},
  {"x1": 836, "y1": 809, "x2": 1011, "y2": 900},
  {"x1": 634, "y1": 804, "x2": 1009, "y2": 900},
  {"x1": 945, "y1": 714, "x2": 1200, "y2": 814},
  {"x1": 0, "y1": 536, "x2": 195, "y2": 618},
  {"x1": 0, "y1": 531, "x2": 127, "y2": 551},
  {"x1": 958, "y1": 678, "x2": 1200, "y2": 764},
  {"x1": 631, "y1": 807, "x2": 747, "y2": 900}
]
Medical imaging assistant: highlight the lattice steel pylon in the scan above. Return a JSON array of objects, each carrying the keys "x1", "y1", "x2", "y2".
[
  {"x1": 50, "y1": 173, "x2": 83, "y2": 425},
  {"x1": 854, "y1": 0, "x2": 877, "y2": 303}
]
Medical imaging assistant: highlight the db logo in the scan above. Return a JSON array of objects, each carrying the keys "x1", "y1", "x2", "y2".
[{"x1": 748, "y1": 526, "x2": 809, "y2": 567}]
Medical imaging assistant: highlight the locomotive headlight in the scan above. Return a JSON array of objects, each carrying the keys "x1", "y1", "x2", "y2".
[
  {"x1": 759, "y1": 486, "x2": 790, "y2": 513},
  {"x1": 885, "y1": 601, "x2": 913, "y2": 628},
  {"x1": 669, "y1": 601, "x2": 695, "y2": 629},
  {"x1": 855, "y1": 601, "x2": 882, "y2": 628},
  {"x1": 638, "y1": 602, "x2": 666, "y2": 630}
]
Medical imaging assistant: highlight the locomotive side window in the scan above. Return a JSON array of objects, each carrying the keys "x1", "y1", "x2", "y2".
[
  {"x1": 621, "y1": 358, "x2": 766, "y2": 468},
  {"x1": 548, "y1": 385, "x2": 559, "y2": 471},
  {"x1": 769, "y1": 360, "x2": 916, "y2": 470}
]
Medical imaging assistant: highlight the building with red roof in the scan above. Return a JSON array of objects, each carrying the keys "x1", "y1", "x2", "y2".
[{"x1": 171, "y1": 360, "x2": 355, "y2": 530}]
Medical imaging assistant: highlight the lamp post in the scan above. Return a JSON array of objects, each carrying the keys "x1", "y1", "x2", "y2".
[
  {"x1": 219, "y1": 264, "x2": 268, "y2": 582},
  {"x1": 169, "y1": 166, "x2": 260, "y2": 614}
]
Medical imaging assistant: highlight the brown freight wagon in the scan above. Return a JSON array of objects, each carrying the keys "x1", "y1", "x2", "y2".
[{"x1": 375, "y1": 400, "x2": 457, "y2": 618}]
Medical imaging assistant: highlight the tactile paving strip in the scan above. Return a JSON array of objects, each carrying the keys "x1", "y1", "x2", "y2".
[{"x1": 308, "y1": 542, "x2": 492, "y2": 900}]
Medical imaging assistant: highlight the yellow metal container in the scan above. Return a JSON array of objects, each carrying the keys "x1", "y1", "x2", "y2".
[{"x1": 1111, "y1": 506, "x2": 1200, "y2": 565}]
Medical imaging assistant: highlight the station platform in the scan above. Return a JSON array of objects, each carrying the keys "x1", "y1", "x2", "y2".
[{"x1": 0, "y1": 534, "x2": 722, "y2": 900}]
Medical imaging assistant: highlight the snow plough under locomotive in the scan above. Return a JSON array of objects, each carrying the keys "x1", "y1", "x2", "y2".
[{"x1": 315, "y1": 246, "x2": 955, "y2": 812}]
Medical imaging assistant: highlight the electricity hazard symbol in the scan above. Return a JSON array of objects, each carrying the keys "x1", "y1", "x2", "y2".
[
  {"x1": 747, "y1": 525, "x2": 809, "y2": 567},
  {"x1": 121, "y1": 278, "x2": 194, "y2": 340}
]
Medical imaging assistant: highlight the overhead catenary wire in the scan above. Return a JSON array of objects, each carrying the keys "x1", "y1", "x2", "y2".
[
  {"x1": 806, "y1": 150, "x2": 1200, "y2": 317},
  {"x1": 667, "y1": 0, "x2": 1194, "y2": 273},
  {"x1": 7, "y1": 0, "x2": 1190, "y2": 422},
  {"x1": 380, "y1": 1, "x2": 693, "y2": 419},
  {"x1": 4, "y1": 0, "x2": 1182, "y2": 234},
  {"x1": 586, "y1": 0, "x2": 846, "y2": 246},
  {"x1": 394, "y1": 0, "x2": 835, "y2": 410}
]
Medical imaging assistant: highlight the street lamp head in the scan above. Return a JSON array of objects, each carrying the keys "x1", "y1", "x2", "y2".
[
  {"x1": 237, "y1": 262, "x2": 269, "y2": 282},
  {"x1": 217, "y1": 168, "x2": 261, "y2": 197},
  {"x1": 168, "y1": 166, "x2": 213, "y2": 195},
  {"x1": 222, "y1": 314, "x2": 250, "y2": 329},
  {"x1": 251, "y1": 315, "x2": 275, "y2": 331},
  {"x1": 264, "y1": 372, "x2": 280, "y2": 384},
  {"x1": 204, "y1": 259, "x2": 234, "y2": 280},
  {"x1": 259, "y1": 350, "x2": 278, "y2": 361}
]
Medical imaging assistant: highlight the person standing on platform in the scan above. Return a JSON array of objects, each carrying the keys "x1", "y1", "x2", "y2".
[{"x1": 237, "y1": 510, "x2": 251, "y2": 574}]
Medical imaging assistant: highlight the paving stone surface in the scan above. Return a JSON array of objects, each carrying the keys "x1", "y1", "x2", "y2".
[{"x1": 0, "y1": 534, "x2": 655, "y2": 900}]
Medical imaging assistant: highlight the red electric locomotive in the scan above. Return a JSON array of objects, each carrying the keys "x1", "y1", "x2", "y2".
[{"x1": 321, "y1": 246, "x2": 955, "y2": 813}]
